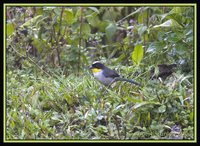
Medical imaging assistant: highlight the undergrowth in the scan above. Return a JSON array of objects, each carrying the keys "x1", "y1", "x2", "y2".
[{"x1": 6, "y1": 68, "x2": 194, "y2": 140}]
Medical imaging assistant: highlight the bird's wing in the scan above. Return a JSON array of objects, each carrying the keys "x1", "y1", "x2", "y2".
[{"x1": 103, "y1": 67, "x2": 120, "y2": 78}]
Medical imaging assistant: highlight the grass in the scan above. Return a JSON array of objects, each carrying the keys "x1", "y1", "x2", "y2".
[{"x1": 5, "y1": 68, "x2": 194, "y2": 141}]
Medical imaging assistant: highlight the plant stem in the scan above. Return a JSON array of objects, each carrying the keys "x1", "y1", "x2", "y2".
[{"x1": 78, "y1": 7, "x2": 83, "y2": 74}]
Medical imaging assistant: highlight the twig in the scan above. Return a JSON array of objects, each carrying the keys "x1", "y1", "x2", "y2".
[
  {"x1": 78, "y1": 7, "x2": 84, "y2": 74},
  {"x1": 55, "y1": 7, "x2": 65, "y2": 66},
  {"x1": 116, "y1": 7, "x2": 144, "y2": 24}
]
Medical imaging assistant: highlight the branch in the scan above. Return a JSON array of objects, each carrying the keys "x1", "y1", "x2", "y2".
[
  {"x1": 116, "y1": 7, "x2": 147, "y2": 24},
  {"x1": 78, "y1": 7, "x2": 84, "y2": 74}
]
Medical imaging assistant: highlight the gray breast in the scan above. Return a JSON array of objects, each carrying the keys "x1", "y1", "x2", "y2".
[{"x1": 93, "y1": 70, "x2": 114, "y2": 86}]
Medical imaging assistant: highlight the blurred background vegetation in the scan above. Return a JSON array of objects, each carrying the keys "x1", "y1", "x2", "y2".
[
  {"x1": 6, "y1": 6, "x2": 194, "y2": 75},
  {"x1": 5, "y1": 5, "x2": 195, "y2": 140}
]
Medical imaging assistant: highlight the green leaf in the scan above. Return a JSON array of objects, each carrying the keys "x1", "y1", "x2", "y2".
[
  {"x1": 54, "y1": 8, "x2": 61, "y2": 16},
  {"x1": 38, "y1": 26, "x2": 43, "y2": 40},
  {"x1": 115, "y1": 53, "x2": 126, "y2": 64},
  {"x1": 138, "y1": 10, "x2": 148, "y2": 23},
  {"x1": 153, "y1": 19, "x2": 183, "y2": 29},
  {"x1": 88, "y1": 7, "x2": 100, "y2": 13},
  {"x1": 87, "y1": 14, "x2": 100, "y2": 27},
  {"x1": 158, "y1": 105, "x2": 166, "y2": 113},
  {"x1": 138, "y1": 25, "x2": 147, "y2": 36},
  {"x1": 7, "y1": 23, "x2": 14, "y2": 37},
  {"x1": 10, "y1": 120, "x2": 15, "y2": 129},
  {"x1": 97, "y1": 125, "x2": 108, "y2": 133},
  {"x1": 133, "y1": 101, "x2": 161, "y2": 109},
  {"x1": 154, "y1": 19, "x2": 172, "y2": 28},
  {"x1": 147, "y1": 112, "x2": 151, "y2": 123},
  {"x1": 64, "y1": 94, "x2": 73, "y2": 105},
  {"x1": 171, "y1": 7, "x2": 184, "y2": 14},
  {"x1": 32, "y1": 37, "x2": 46, "y2": 53},
  {"x1": 64, "y1": 9, "x2": 74, "y2": 25},
  {"x1": 105, "y1": 23, "x2": 117, "y2": 41},
  {"x1": 98, "y1": 21, "x2": 109, "y2": 32},
  {"x1": 20, "y1": 15, "x2": 43, "y2": 28},
  {"x1": 82, "y1": 23, "x2": 91, "y2": 35},
  {"x1": 132, "y1": 44, "x2": 144, "y2": 65}
]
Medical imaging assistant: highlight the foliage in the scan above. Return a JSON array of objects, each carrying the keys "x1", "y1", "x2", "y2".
[
  {"x1": 6, "y1": 68, "x2": 194, "y2": 140},
  {"x1": 6, "y1": 6, "x2": 194, "y2": 74},
  {"x1": 5, "y1": 6, "x2": 195, "y2": 141}
]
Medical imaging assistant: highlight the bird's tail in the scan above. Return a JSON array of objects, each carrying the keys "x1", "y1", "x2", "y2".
[{"x1": 115, "y1": 77, "x2": 141, "y2": 86}]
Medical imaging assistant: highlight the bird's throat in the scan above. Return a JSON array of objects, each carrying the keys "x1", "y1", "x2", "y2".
[{"x1": 92, "y1": 68, "x2": 102, "y2": 73}]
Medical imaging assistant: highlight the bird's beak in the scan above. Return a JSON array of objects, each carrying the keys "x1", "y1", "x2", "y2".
[{"x1": 89, "y1": 66, "x2": 93, "y2": 69}]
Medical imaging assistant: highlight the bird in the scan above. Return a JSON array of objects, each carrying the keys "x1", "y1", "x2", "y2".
[{"x1": 89, "y1": 61, "x2": 141, "y2": 86}]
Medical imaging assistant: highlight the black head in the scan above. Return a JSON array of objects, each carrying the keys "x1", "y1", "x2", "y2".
[{"x1": 90, "y1": 61, "x2": 105, "y2": 69}]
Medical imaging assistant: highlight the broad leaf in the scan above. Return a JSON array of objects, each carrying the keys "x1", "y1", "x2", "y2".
[
  {"x1": 64, "y1": 9, "x2": 74, "y2": 25},
  {"x1": 132, "y1": 44, "x2": 144, "y2": 65},
  {"x1": 153, "y1": 19, "x2": 183, "y2": 29},
  {"x1": 86, "y1": 14, "x2": 100, "y2": 27},
  {"x1": 82, "y1": 23, "x2": 91, "y2": 35},
  {"x1": 7, "y1": 23, "x2": 14, "y2": 37},
  {"x1": 105, "y1": 23, "x2": 117, "y2": 41},
  {"x1": 138, "y1": 25, "x2": 147, "y2": 36},
  {"x1": 158, "y1": 105, "x2": 166, "y2": 113},
  {"x1": 20, "y1": 15, "x2": 43, "y2": 28},
  {"x1": 88, "y1": 7, "x2": 100, "y2": 13}
]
